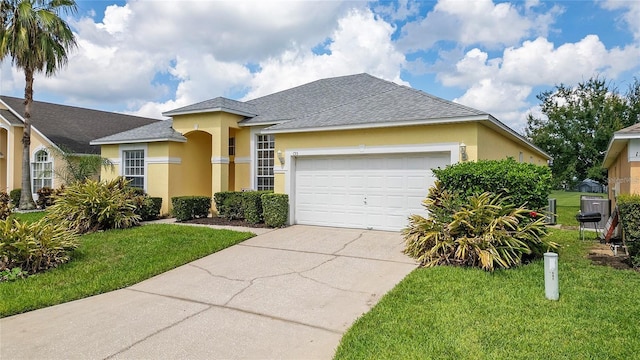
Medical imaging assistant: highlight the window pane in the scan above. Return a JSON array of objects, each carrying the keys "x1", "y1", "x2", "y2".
[
  {"x1": 123, "y1": 150, "x2": 145, "y2": 189},
  {"x1": 256, "y1": 134, "x2": 275, "y2": 190},
  {"x1": 32, "y1": 150, "x2": 53, "y2": 191}
]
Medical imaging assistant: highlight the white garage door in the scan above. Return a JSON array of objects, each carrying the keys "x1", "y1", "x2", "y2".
[{"x1": 294, "y1": 152, "x2": 451, "y2": 231}]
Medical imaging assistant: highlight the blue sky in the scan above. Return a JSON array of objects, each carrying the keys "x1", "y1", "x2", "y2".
[{"x1": 1, "y1": 0, "x2": 639, "y2": 132}]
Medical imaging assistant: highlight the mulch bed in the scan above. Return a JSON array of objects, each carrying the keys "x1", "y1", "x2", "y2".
[
  {"x1": 586, "y1": 243, "x2": 633, "y2": 270},
  {"x1": 183, "y1": 216, "x2": 271, "y2": 228}
]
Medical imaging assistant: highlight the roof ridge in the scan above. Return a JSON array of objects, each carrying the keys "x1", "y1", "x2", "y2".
[{"x1": 246, "y1": 73, "x2": 369, "y2": 103}]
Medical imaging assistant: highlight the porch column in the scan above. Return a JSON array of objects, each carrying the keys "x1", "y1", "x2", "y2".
[{"x1": 211, "y1": 125, "x2": 230, "y2": 195}]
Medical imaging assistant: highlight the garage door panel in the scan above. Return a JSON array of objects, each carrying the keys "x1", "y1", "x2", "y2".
[{"x1": 294, "y1": 152, "x2": 450, "y2": 231}]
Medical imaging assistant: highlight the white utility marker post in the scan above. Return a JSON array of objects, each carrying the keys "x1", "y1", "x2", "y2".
[{"x1": 544, "y1": 252, "x2": 559, "y2": 300}]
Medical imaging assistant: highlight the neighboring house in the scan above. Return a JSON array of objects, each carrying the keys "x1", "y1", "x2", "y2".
[
  {"x1": 603, "y1": 122, "x2": 640, "y2": 208},
  {"x1": 0, "y1": 96, "x2": 158, "y2": 198},
  {"x1": 576, "y1": 179, "x2": 605, "y2": 193},
  {"x1": 92, "y1": 73, "x2": 550, "y2": 231}
]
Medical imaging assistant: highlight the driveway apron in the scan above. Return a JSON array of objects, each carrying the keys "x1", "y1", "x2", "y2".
[{"x1": 1, "y1": 225, "x2": 417, "y2": 359}]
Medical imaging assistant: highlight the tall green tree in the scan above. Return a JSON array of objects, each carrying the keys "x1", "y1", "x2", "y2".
[
  {"x1": 526, "y1": 77, "x2": 640, "y2": 189},
  {"x1": 0, "y1": 0, "x2": 77, "y2": 209}
]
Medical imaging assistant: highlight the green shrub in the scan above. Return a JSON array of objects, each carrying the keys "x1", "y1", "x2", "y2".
[
  {"x1": 9, "y1": 189, "x2": 20, "y2": 206},
  {"x1": 130, "y1": 194, "x2": 162, "y2": 221},
  {"x1": 403, "y1": 184, "x2": 558, "y2": 271},
  {"x1": 142, "y1": 197, "x2": 163, "y2": 221},
  {"x1": 0, "y1": 218, "x2": 78, "y2": 275},
  {"x1": 36, "y1": 187, "x2": 56, "y2": 209},
  {"x1": 617, "y1": 194, "x2": 640, "y2": 269},
  {"x1": 45, "y1": 178, "x2": 141, "y2": 234},
  {"x1": 171, "y1": 196, "x2": 211, "y2": 221},
  {"x1": 0, "y1": 267, "x2": 28, "y2": 282},
  {"x1": 0, "y1": 192, "x2": 11, "y2": 220},
  {"x1": 242, "y1": 191, "x2": 271, "y2": 224},
  {"x1": 241, "y1": 192, "x2": 259, "y2": 223},
  {"x1": 433, "y1": 158, "x2": 552, "y2": 210},
  {"x1": 261, "y1": 193, "x2": 289, "y2": 228},
  {"x1": 213, "y1": 191, "x2": 244, "y2": 220}
]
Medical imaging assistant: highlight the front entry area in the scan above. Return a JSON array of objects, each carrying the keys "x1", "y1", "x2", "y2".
[{"x1": 293, "y1": 152, "x2": 451, "y2": 231}]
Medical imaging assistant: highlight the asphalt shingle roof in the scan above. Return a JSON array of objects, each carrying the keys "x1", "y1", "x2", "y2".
[
  {"x1": 242, "y1": 73, "x2": 403, "y2": 125},
  {"x1": 614, "y1": 122, "x2": 640, "y2": 135},
  {"x1": 0, "y1": 108, "x2": 22, "y2": 125},
  {"x1": 265, "y1": 83, "x2": 486, "y2": 131},
  {"x1": 0, "y1": 96, "x2": 158, "y2": 154},
  {"x1": 163, "y1": 97, "x2": 257, "y2": 117},
  {"x1": 161, "y1": 73, "x2": 488, "y2": 132},
  {"x1": 91, "y1": 120, "x2": 185, "y2": 144}
]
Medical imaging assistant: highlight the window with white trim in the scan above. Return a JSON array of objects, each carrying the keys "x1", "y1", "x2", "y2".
[
  {"x1": 123, "y1": 149, "x2": 145, "y2": 189},
  {"x1": 256, "y1": 134, "x2": 274, "y2": 190},
  {"x1": 32, "y1": 149, "x2": 52, "y2": 191}
]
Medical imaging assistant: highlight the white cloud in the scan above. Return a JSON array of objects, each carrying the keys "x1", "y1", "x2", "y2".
[
  {"x1": 441, "y1": 35, "x2": 640, "y2": 131},
  {"x1": 243, "y1": 9, "x2": 407, "y2": 100},
  {"x1": 602, "y1": 0, "x2": 640, "y2": 40},
  {"x1": 398, "y1": 0, "x2": 559, "y2": 51},
  {"x1": 7, "y1": 1, "x2": 372, "y2": 116},
  {"x1": 96, "y1": 4, "x2": 132, "y2": 35}
]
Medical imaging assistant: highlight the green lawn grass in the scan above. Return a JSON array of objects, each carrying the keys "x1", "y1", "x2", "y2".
[
  {"x1": 10, "y1": 210, "x2": 47, "y2": 223},
  {"x1": 334, "y1": 229, "x2": 640, "y2": 359},
  {"x1": 0, "y1": 224, "x2": 253, "y2": 317},
  {"x1": 550, "y1": 191, "x2": 606, "y2": 226}
]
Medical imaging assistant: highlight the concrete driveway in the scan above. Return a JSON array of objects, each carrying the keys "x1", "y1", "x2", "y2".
[{"x1": 0, "y1": 225, "x2": 416, "y2": 360}]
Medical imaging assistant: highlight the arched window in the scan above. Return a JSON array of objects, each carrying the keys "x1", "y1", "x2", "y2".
[{"x1": 32, "y1": 149, "x2": 53, "y2": 191}]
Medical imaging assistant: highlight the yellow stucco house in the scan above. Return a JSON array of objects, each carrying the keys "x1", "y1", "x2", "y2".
[
  {"x1": 603, "y1": 122, "x2": 640, "y2": 208},
  {"x1": 0, "y1": 96, "x2": 157, "y2": 199},
  {"x1": 92, "y1": 73, "x2": 549, "y2": 231}
]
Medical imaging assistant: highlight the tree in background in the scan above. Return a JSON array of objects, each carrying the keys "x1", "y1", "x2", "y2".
[
  {"x1": 48, "y1": 146, "x2": 113, "y2": 185},
  {"x1": 526, "y1": 77, "x2": 640, "y2": 189},
  {"x1": 0, "y1": 0, "x2": 77, "y2": 209}
]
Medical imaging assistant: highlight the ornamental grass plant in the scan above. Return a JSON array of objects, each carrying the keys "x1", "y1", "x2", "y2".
[{"x1": 404, "y1": 182, "x2": 558, "y2": 271}]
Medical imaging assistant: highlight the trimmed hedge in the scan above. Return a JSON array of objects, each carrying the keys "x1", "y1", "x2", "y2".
[
  {"x1": 261, "y1": 193, "x2": 289, "y2": 228},
  {"x1": 242, "y1": 191, "x2": 271, "y2": 224},
  {"x1": 433, "y1": 158, "x2": 552, "y2": 210},
  {"x1": 617, "y1": 194, "x2": 640, "y2": 268},
  {"x1": 618, "y1": 194, "x2": 640, "y2": 240},
  {"x1": 138, "y1": 197, "x2": 163, "y2": 221},
  {"x1": 172, "y1": 196, "x2": 211, "y2": 221},
  {"x1": 213, "y1": 192, "x2": 244, "y2": 220},
  {"x1": 213, "y1": 191, "x2": 272, "y2": 224}
]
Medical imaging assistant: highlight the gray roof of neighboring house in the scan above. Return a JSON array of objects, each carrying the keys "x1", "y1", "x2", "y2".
[
  {"x1": 0, "y1": 96, "x2": 159, "y2": 154},
  {"x1": 90, "y1": 119, "x2": 186, "y2": 144},
  {"x1": 614, "y1": 122, "x2": 640, "y2": 135},
  {"x1": 603, "y1": 121, "x2": 640, "y2": 167},
  {"x1": 0, "y1": 108, "x2": 22, "y2": 125}
]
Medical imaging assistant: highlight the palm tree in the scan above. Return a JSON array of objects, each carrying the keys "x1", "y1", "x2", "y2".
[{"x1": 0, "y1": 0, "x2": 77, "y2": 209}]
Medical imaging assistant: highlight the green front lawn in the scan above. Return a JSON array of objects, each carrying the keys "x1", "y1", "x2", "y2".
[
  {"x1": 10, "y1": 210, "x2": 47, "y2": 223},
  {"x1": 335, "y1": 229, "x2": 640, "y2": 359},
  {"x1": 0, "y1": 224, "x2": 253, "y2": 317}
]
